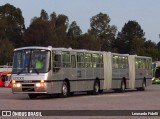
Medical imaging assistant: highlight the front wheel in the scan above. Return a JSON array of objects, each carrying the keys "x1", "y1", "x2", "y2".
[{"x1": 60, "y1": 81, "x2": 69, "y2": 98}]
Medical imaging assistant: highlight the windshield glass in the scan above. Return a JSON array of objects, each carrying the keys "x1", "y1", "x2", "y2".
[{"x1": 12, "y1": 49, "x2": 51, "y2": 74}]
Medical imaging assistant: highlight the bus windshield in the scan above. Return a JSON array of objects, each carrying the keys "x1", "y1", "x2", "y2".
[{"x1": 12, "y1": 49, "x2": 51, "y2": 74}]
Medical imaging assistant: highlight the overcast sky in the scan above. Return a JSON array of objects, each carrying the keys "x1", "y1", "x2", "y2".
[{"x1": 1, "y1": 0, "x2": 160, "y2": 43}]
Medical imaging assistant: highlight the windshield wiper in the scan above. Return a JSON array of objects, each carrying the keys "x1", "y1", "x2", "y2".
[
  {"x1": 17, "y1": 65, "x2": 29, "y2": 75},
  {"x1": 33, "y1": 68, "x2": 39, "y2": 75}
]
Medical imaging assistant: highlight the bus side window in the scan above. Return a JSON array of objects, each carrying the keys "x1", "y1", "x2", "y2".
[
  {"x1": 62, "y1": 52, "x2": 70, "y2": 68},
  {"x1": 99, "y1": 54, "x2": 103, "y2": 67},
  {"x1": 148, "y1": 59, "x2": 152, "y2": 70},
  {"x1": 146, "y1": 59, "x2": 151, "y2": 70},
  {"x1": 92, "y1": 54, "x2": 100, "y2": 68},
  {"x1": 71, "y1": 55, "x2": 76, "y2": 68},
  {"x1": 120, "y1": 56, "x2": 128, "y2": 69},
  {"x1": 53, "y1": 53, "x2": 61, "y2": 72},
  {"x1": 54, "y1": 54, "x2": 61, "y2": 67},
  {"x1": 112, "y1": 55, "x2": 119, "y2": 69},
  {"x1": 85, "y1": 53, "x2": 92, "y2": 68},
  {"x1": 77, "y1": 53, "x2": 84, "y2": 68}
]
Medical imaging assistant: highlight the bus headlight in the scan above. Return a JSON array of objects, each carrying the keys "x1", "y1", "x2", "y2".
[
  {"x1": 12, "y1": 80, "x2": 16, "y2": 84},
  {"x1": 13, "y1": 83, "x2": 21, "y2": 88},
  {"x1": 16, "y1": 83, "x2": 21, "y2": 87},
  {"x1": 35, "y1": 83, "x2": 44, "y2": 87}
]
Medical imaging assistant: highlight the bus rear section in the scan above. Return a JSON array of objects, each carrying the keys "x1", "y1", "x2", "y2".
[
  {"x1": 103, "y1": 53, "x2": 152, "y2": 92},
  {"x1": 128, "y1": 55, "x2": 152, "y2": 91}
]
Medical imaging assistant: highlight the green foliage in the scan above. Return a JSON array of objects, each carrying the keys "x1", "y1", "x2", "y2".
[
  {"x1": 89, "y1": 12, "x2": 117, "y2": 51},
  {"x1": 0, "y1": 39, "x2": 14, "y2": 65},
  {"x1": 77, "y1": 33, "x2": 99, "y2": 50},
  {"x1": 116, "y1": 21, "x2": 145, "y2": 54},
  {"x1": 138, "y1": 48, "x2": 159, "y2": 61},
  {"x1": 0, "y1": 3, "x2": 160, "y2": 65},
  {"x1": 24, "y1": 17, "x2": 50, "y2": 46},
  {"x1": 0, "y1": 3, "x2": 25, "y2": 47},
  {"x1": 67, "y1": 21, "x2": 82, "y2": 48}
]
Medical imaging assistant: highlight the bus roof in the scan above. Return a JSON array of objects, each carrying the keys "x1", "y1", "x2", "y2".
[
  {"x1": 13, "y1": 46, "x2": 152, "y2": 59},
  {"x1": 52, "y1": 47, "x2": 104, "y2": 54},
  {"x1": 14, "y1": 46, "x2": 52, "y2": 51}
]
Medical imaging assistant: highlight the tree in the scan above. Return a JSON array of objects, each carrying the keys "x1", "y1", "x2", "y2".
[
  {"x1": 89, "y1": 12, "x2": 117, "y2": 51},
  {"x1": 67, "y1": 21, "x2": 82, "y2": 38},
  {"x1": 0, "y1": 39, "x2": 14, "y2": 65},
  {"x1": 77, "y1": 33, "x2": 99, "y2": 50},
  {"x1": 24, "y1": 9, "x2": 51, "y2": 46},
  {"x1": 53, "y1": 14, "x2": 69, "y2": 47},
  {"x1": 157, "y1": 41, "x2": 160, "y2": 51},
  {"x1": 142, "y1": 40, "x2": 159, "y2": 61},
  {"x1": 40, "y1": 9, "x2": 49, "y2": 20},
  {"x1": 116, "y1": 20, "x2": 145, "y2": 54},
  {"x1": 24, "y1": 17, "x2": 50, "y2": 46},
  {"x1": 67, "y1": 21, "x2": 82, "y2": 48},
  {"x1": 144, "y1": 40, "x2": 156, "y2": 49},
  {"x1": 0, "y1": 3, "x2": 25, "y2": 47},
  {"x1": 24, "y1": 10, "x2": 70, "y2": 47}
]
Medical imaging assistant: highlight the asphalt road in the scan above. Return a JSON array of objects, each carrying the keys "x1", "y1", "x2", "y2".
[{"x1": 0, "y1": 85, "x2": 160, "y2": 119}]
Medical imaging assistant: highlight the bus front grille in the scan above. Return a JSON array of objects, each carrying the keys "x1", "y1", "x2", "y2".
[{"x1": 22, "y1": 84, "x2": 35, "y2": 92}]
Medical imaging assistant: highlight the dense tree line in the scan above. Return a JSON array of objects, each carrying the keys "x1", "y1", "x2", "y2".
[{"x1": 0, "y1": 3, "x2": 160, "y2": 65}]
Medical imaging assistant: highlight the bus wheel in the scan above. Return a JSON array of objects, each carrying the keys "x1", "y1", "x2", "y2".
[
  {"x1": 60, "y1": 81, "x2": 69, "y2": 98},
  {"x1": 120, "y1": 80, "x2": 125, "y2": 92},
  {"x1": 137, "y1": 80, "x2": 146, "y2": 91},
  {"x1": 28, "y1": 94, "x2": 37, "y2": 99},
  {"x1": 141, "y1": 81, "x2": 146, "y2": 91},
  {"x1": 92, "y1": 80, "x2": 100, "y2": 95}
]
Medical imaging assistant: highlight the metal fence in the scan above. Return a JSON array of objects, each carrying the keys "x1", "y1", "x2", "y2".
[{"x1": 0, "y1": 66, "x2": 12, "y2": 72}]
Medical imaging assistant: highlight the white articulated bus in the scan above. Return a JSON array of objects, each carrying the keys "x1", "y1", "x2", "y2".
[{"x1": 11, "y1": 46, "x2": 152, "y2": 99}]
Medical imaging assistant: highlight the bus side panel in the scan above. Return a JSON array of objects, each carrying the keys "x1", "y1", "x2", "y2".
[
  {"x1": 146, "y1": 78, "x2": 152, "y2": 86},
  {"x1": 146, "y1": 69, "x2": 153, "y2": 86},
  {"x1": 112, "y1": 79, "x2": 121, "y2": 89}
]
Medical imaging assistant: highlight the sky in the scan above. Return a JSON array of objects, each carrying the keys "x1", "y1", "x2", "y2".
[{"x1": 0, "y1": 0, "x2": 160, "y2": 43}]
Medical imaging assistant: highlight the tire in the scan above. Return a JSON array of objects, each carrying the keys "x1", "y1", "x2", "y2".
[
  {"x1": 28, "y1": 94, "x2": 37, "y2": 99},
  {"x1": 141, "y1": 81, "x2": 146, "y2": 91},
  {"x1": 92, "y1": 80, "x2": 100, "y2": 95},
  {"x1": 69, "y1": 92, "x2": 74, "y2": 96},
  {"x1": 99, "y1": 90, "x2": 103, "y2": 94},
  {"x1": 120, "y1": 80, "x2": 125, "y2": 92},
  {"x1": 60, "y1": 81, "x2": 69, "y2": 98},
  {"x1": 137, "y1": 80, "x2": 146, "y2": 91}
]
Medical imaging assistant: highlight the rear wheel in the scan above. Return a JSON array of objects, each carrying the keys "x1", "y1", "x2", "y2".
[
  {"x1": 70, "y1": 92, "x2": 74, "y2": 96},
  {"x1": 120, "y1": 80, "x2": 125, "y2": 92},
  {"x1": 28, "y1": 94, "x2": 37, "y2": 99},
  {"x1": 60, "y1": 81, "x2": 69, "y2": 98},
  {"x1": 92, "y1": 80, "x2": 100, "y2": 95},
  {"x1": 99, "y1": 90, "x2": 103, "y2": 94},
  {"x1": 137, "y1": 80, "x2": 146, "y2": 91}
]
